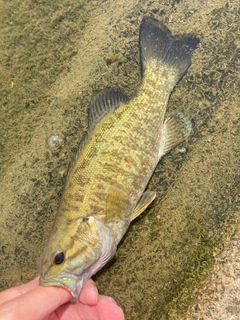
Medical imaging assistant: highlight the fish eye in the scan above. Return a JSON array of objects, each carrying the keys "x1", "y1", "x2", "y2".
[{"x1": 53, "y1": 251, "x2": 65, "y2": 265}]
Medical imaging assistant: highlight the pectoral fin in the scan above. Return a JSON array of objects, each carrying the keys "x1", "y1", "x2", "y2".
[
  {"x1": 131, "y1": 191, "x2": 156, "y2": 221},
  {"x1": 106, "y1": 185, "x2": 133, "y2": 222}
]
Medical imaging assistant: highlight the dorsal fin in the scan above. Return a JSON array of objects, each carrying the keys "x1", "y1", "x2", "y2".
[
  {"x1": 88, "y1": 87, "x2": 128, "y2": 130},
  {"x1": 67, "y1": 88, "x2": 128, "y2": 178}
]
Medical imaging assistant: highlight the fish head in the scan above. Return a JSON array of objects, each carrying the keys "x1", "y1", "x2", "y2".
[{"x1": 39, "y1": 215, "x2": 117, "y2": 302}]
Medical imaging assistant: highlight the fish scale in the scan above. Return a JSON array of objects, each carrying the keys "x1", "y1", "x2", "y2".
[
  {"x1": 67, "y1": 67, "x2": 173, "y2": 202},
  {"x1": 39, "y1": 16, "x2": 200, "y2": 302}
]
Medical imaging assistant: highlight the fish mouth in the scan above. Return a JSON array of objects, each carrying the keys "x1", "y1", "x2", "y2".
[{"x1": 39, "y1": 273, "x2": 82, "y2": 302}]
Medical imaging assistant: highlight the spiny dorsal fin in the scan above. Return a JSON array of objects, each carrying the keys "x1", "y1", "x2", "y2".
[
  {"x1": 67, "y1": 88, "x2": 128, "y2": 178},
  {"x1": 88, "y1": 87, "x2": 128, "y2": 130},
  {"x1": 159, "y1": 113, "x2": 192, "y2": 159},
  {"x1": 106, "y1": 185, "x2": 133, "y2": 222},
  {"x1": 131, "y1": 191, "x2": 156, "y2": 221}
]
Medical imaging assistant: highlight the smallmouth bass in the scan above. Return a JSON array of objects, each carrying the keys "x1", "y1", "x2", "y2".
[{"x1": 39, "y1": 16, "x2": 200, "y2": 301}]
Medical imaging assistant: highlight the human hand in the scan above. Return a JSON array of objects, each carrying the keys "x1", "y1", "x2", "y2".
[{"x1": 0, "y1": 277, "x2": 124, "y2": 320}]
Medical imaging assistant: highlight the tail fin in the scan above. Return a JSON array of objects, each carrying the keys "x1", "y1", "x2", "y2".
[{"x1": 140, "y1": 16, "x2": 200, "y2": 81}]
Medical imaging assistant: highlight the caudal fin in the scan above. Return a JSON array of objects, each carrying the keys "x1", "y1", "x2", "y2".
[{"x1": 140, "y1": 16, "x2": 200, "y2": 82}]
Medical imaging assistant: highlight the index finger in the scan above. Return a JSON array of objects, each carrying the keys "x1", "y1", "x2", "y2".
[
  {"x1": 0, "y1": 284, "x2": 71, "y2": 320},
  {"x1": 0, "y1": 277, "x2": 40, "y2": 304}
]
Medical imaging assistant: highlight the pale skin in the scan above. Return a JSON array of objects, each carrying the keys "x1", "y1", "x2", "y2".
[{"x1": 0, "y1": 277, "x2": 124, "y2": 320}]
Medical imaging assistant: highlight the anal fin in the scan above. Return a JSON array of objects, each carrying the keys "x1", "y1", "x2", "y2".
[{"x1": 159, "y1": 113, "x2": 192, "y2": 159}]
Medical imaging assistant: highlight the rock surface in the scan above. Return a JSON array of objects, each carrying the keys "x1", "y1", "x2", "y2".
[{"x1": 0, "y1": 0, "x2": 239, "y2": 319}]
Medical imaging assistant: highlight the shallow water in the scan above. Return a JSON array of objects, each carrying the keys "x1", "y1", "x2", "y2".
[{"x1": 0, "y1": 0, "x2": 239, "y2": 319}]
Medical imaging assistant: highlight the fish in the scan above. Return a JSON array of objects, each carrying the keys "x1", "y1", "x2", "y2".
[{"x1": 39, "y1": 16, "x2": 200, "y2": 301}]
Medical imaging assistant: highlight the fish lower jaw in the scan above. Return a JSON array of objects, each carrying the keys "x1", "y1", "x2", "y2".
[{"x1": 39, "y1": 273, "x2": 82, "y2": 302}]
